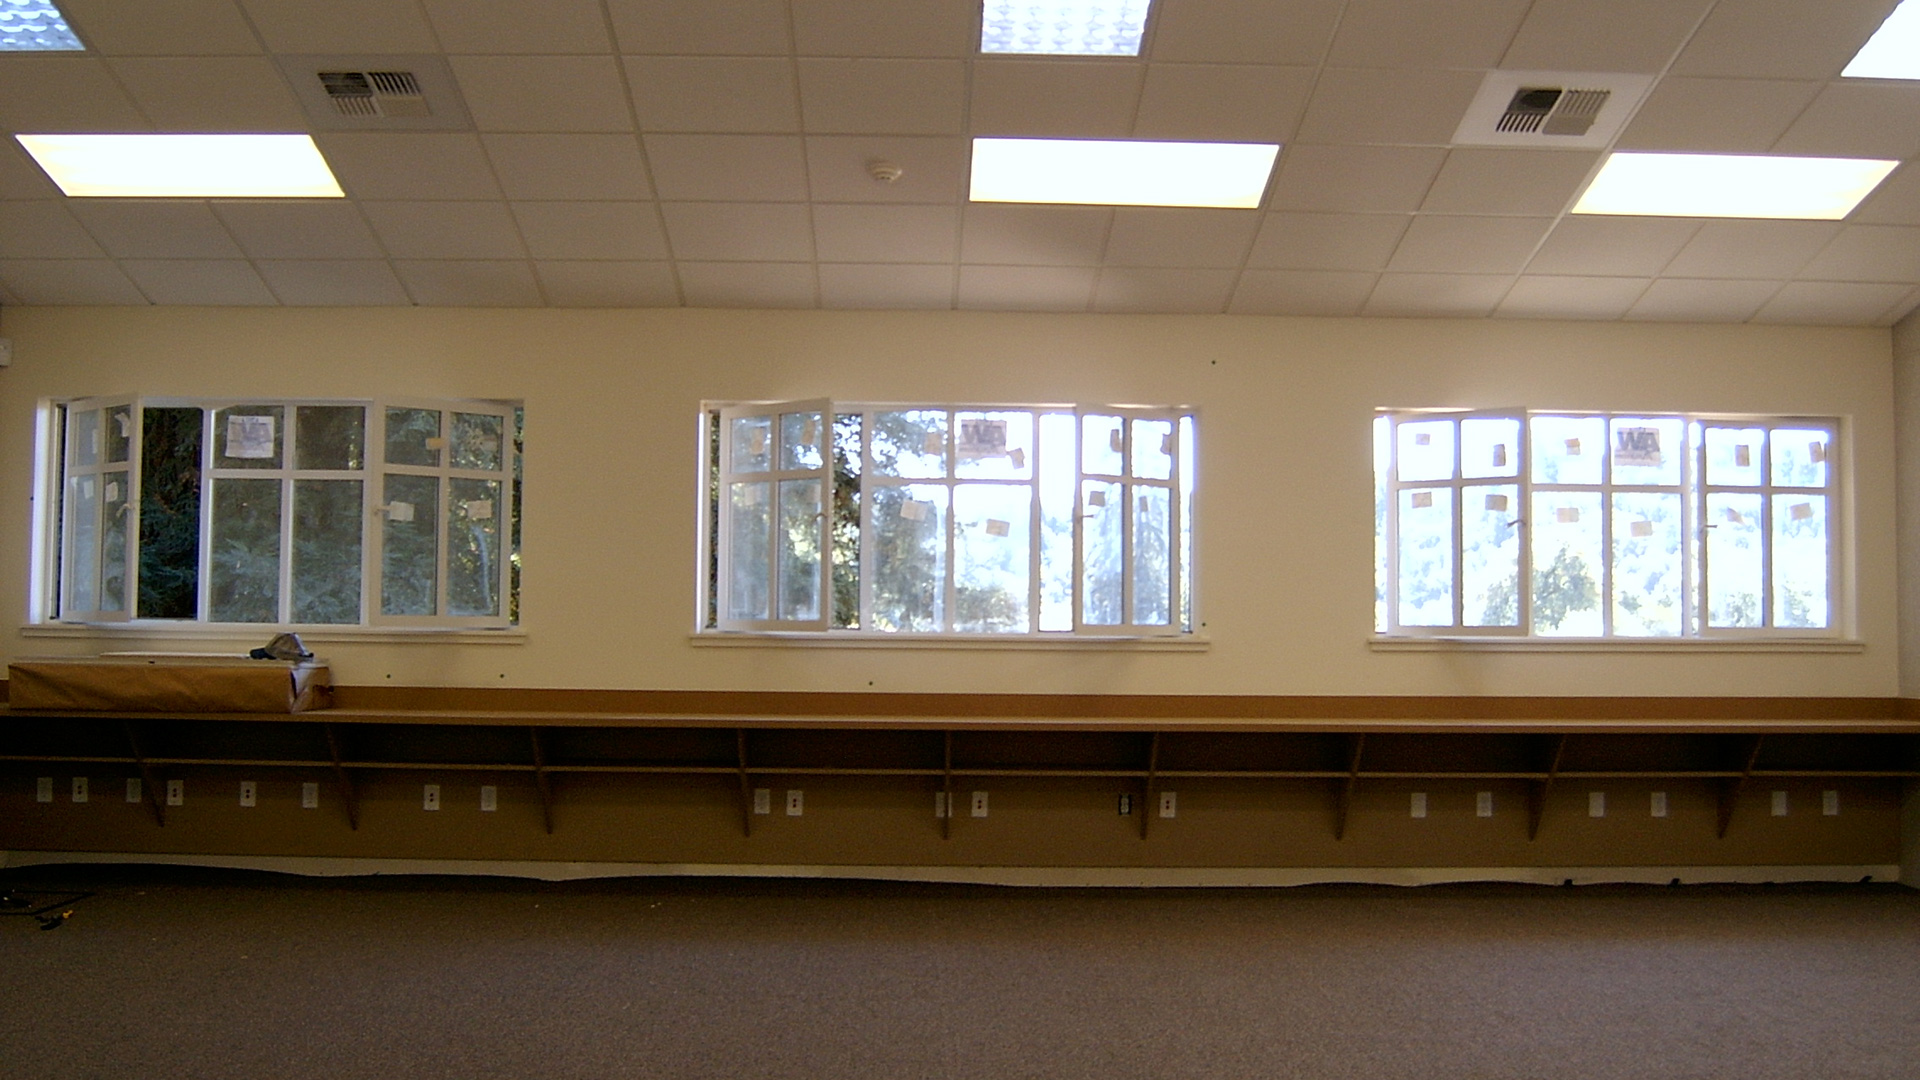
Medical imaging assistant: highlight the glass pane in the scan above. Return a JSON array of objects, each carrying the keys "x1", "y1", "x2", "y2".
[
  {"x1": 65, "y1": 474, "x2": 99, "y2": 614},
  {"x1": 138, "y1": 407, "x2": 201, "y2": 620},
  {"x1": 1038, "y1": 412, "x2": 1076, "y2": 632},
  {"x1": 386, "y1": 407, "x2": 442, "y2": 468},
  {"x1": 872, "y1": 483, "x2": 947, "y2": 632},
  {"x1": 1132, "y1": 486, "x2": 1171, "y2": 625},
  {"x1": 1707, "y1": 492, "x2": 1764, "y2": 628},
  {"x1": 1460, "y1": 418, "x2": 1519, "y2": 480},
  {"x1": 1530, "y1": 491, "x2": 1603, "y2": 636},
  {"x1": 1612, "y1": 492, "x2": 1683, "y2": 637},
  {"x1": 451, "y1": 412, "x2": 504, "y2": 472},
  {"x1": 1396, "y1": 419, "x2": 1454, "y2": 483},
  {"x1": 954, "y1": 483, "x2": 1031, "y2": 633},
  {"x1": 100, "y1": 470, "x2": 128, "y2": 613},
  {"x1": 381, "y1": 473, "x2": 440, "y2": 616},
  {"x1": 1463, "y1": 484, "x2": 1519, "y2": 627},
  {"x1": 1179, "y1": 415, "x2": 1195, "y2": 633},
  {"x1": 448, "y1": 478, "x2": 503, "y2": 617},
  {"x1": 1704, "y1": 426, "x2": 1764, "y2": 487},
  {"x1": 1771, "y1": 427, "x2": 1829, "y2": 488},
  {"x1": 1609, "y1": 417, "x2": 1683, "y2": 486},
  {"x1": 1397, "y1": 487, "x2": 1452, "y2": 627},
  {"x1": 871, "y1": 410, "x2": 946, "y2": 478},
  {"x1": 1774, "y1": 495, "x2": 1827, "y2": 629},
  {"x1": 296, "y1": 406, "x2": 366, "y2": 470},
  {"x1": 830, "y1": 413, "x2": 862, "y2": 630},
  {"x1": 727, "y1": 481, "x2": 771, "y2": 621},
  {"x1": 210, "y1": 477, "x2": 282, "y2": 623},
  {"x1": 957, "y1": 411, "x2": 1033, "y2": 480},
  {"x1": 69, "y1": 408, "x2": 100, "y2": 468},
  {"x1": 292, "y1": 479, "x2": 363, "y2": 624},
  {"x1": 215, "y1": 405, "x2": 285, "y2": 470},
  {"x1": 1081, "y1": 479, "x2": 1123, "y2": 625},
  {"x1": 105, "y1": 405, "x2": 132, "y2": 464},
  {"x1": 1530, "y1": 415, "x2": 1603, "y2": 485},
  {"x1": 1082, "y1": 414, "x2": 1124, "y2": 476},
  {"x1": 780, "y1": 411, "x2": 823, "y2": 472},
  {"x1": 777, "y1": 478, "x2": 822, "y2": 621},
  {"x1": 730, "y1": 415, "x2": 772, "y2": 473},
  {"x1": 1374, "y1": 416, "x2": 1389, "y2": 633},
  {"x1": 1131, "y1": 418, "x2": 1173, "y2": 480}
]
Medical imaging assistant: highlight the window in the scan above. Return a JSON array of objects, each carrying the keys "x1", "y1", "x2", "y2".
[
  {"x1": 1374, "y1": 411, "x2": 1838, "y2": 638},
  {"x1": 703, "y1": 402, "x2": 1197, "y2": 636},
  {"x1": 41, "y1": 397, "x2": 520, "y2": 628}
]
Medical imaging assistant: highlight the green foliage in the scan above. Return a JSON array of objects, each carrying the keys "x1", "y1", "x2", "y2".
[
  {"x1": 1531, "y1": 546, "x2": 1598, "y2": 631},
  {"x1": 137, "y1": 407, "x2": 201, "y2": 619}
]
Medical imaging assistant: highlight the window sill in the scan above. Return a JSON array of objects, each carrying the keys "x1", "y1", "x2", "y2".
[
  {"x1": 1369, "y1": 635, "x2": 1863, "y2": 653},
  {"x1": 20, "y1": 623, "x2": 527, "y2": 646},
  {"x1": 692, "y1": 631, "x2": 1210, "y2": 651}
]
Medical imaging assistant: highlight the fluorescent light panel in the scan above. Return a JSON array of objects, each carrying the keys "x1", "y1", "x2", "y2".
[
  {"x1": 1572, "y1": 152, "x2": 1896, "y2": 220},
  {"x1": 1845, "y1": 0, "x2": 1920, "y2": 79},
  {"x1": 0, "y1": 0, "x2": 82, "y2": 50},
  {"x1": 970, "y1": 138, "x2": 1278, "y2": 208},
  {"x1": 980, "y1": 0, "x2": 1151, "y2": 55},
  {"x1": 16, "y1": 134, "x2": 345, "y2": 198}
]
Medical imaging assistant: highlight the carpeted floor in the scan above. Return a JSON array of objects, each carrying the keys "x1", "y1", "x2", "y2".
[{"x1": 0, "y1": 865, "x2": 1915, "y2": 1079}]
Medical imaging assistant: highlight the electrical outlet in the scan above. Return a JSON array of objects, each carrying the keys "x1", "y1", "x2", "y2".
[
  {"x1": 1117, "y1": 793, "x2": 1132, "y2": 816},
  {"x1": 301, "y1": 782, "x2": 319, "y2": 809},
  {"x1": 36, "y1": 776, "x2": 53, "y2": 803},
  {"x1": 753, "y1": 788, "x2": 771, "y2": 815},
  {"x1": 970, "y1": 790, "x2": 988, "y2": 818},
  {"x1": 126, "y1": 778, "x2": 142, "y2": 803},
  {"x1": 1770, "y1": 790, "x2": 1788, "y2": 817},
  {"x1": 1651, "y1": 791, "x2": 1668, "y2": 818},
  {"x1": 423, "y1": 784, "x2": 441, "y2": 811},
  {"x1": 934, "y1": 791, "x2": 947, "y2": 818},
  {"x1": 166, "y1": 779, "x2": 184, "y2": 806},
  {"x1": 480, "y1": 785, "x2": 498, "y2": 812},
  {"x1": 1588, "y1": 791, "x2": 1605, "y2": 818},
  {"x1": 71, "y1": 777, "x2": 88, "y2": 803},
  {"x1": 239, "y1": 781, "x2": 257, "y2": 807},
  {"x1": 1822, "y1": 789, "x2": 1839, "y2": 816},
  {"x1": 1409, "y1": 792, "x2": 1427, "y2": 818},
  {"x1": 785, "y1": 789, "x2": 803, "y2": 816},
  {"x1": 1158, "y1": 791, "x2": 1177, "y2": 819},
  {"x1": 1475, "y1": 791, "x2": 1493, "y2": 817}
]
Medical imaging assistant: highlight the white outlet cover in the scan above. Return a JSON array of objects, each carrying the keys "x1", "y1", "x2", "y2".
[
  {"x1": 1588, "y1": 791, "x2": 1606, "y2": 817},
  {"x1": 301, "y1": 782, "x2": 320, "y2": 809},
  {"x1": 71, "y1": 777, "x2": 88, "y2": 803},
  {"x1": 37, "y1": 776, "x2": 54, "y2": 802},
  {"x1": 1409, "y1": 792, "x2": 1427, "y2": 818},
  {"x1": 1651, "y1": 791, "x2": 1668, "y2": 818},
  {"x1": 753, "y1": 788, "x2": 771, "y2": 814},
  {"x1": 786, "y1": 789, "x2": 804, "y2": 816},
  {"x1": 1475, "y1": 791, "x2": 1493, "y2": 817},
  {"x1": 1822, "y1": 790, "x2": 1839, "y2": 816},
  {"x1": 480, "y1": 785, "x2": 498, "y2": 812},
  {"x1": 167, "y1": 779, "x2": 184, "y2": 806},
  {"x1": 423, "y1": 784, "x2": 441, "y2": 810},
  {"x1": 1771, "y1": 790, "x2": 1789, "y2": 816},
  {"x1": 1158, "y1": 791, "x2": 1177, "y2": 818},
  {"x1": 970, "y1": 790, "x2": 989, "y2": 817},
  {"x1": 934, "y1": 791, "x2": 947, "y2": 818},
  {"x1": 240, "y1": 781, "x2": 257, "y2": 807},
  {"x1": 127, "y1": 778, "x2": 143, "y2": 803}
]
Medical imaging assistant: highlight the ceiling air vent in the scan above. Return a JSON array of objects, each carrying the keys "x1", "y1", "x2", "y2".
[
  {"x1": 278, "y1": 55, "x2": 472, "y2": 131},
  {"x1": 1454, "y1": 71, "x2": 1653, "y2": 149},
  {"x1": 318, "y1": 70, "x2": 431, "y2": 119},
  {"x1": 1496, "y1": 87, "x2": 1610, "y2": 136}
]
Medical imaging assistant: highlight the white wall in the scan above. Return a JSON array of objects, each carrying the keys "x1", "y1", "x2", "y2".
[{"x1": 0, "y1": 306, "x2": 1898, "y2": 697}]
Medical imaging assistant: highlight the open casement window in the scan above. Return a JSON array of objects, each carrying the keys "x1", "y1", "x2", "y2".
[
  {"x1": 59, "y1": 398, "x2": 137, "y2": 623},
  {"x1": 1381, "y1": 410, "x2": 1527, "y2": 636},
  {"x1": 1698, "y1": 419, "x2": 1837, "y2": 635},
  {"x1": 372, "y1": 400, "x2": 517, "y2": 628},
  {"x1": 1074, "y1": 409, "x2": 1189, "y2": 636},
  {"x1": 717, "y1": 400, "x2": 832, "y2": 631}
]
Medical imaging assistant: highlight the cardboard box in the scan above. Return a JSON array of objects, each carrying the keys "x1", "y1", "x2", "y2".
[{"x1": 6, "y1": 655, "x2": 331, "y2": 713}]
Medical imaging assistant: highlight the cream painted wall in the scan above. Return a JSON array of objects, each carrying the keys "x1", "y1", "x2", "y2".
[
  {"x1": 1894, "y1": 307, "x2": 1920, "y2": 700},
  {"x1": 0, "y1": 306, "x2": 1897, "y2": 697}
]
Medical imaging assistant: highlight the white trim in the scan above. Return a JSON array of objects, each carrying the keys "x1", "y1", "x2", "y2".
[
  {"x1": 20, "y1": 623, "x2": 527, "y2": 645},
  {"x1": 692, "y1": 630, "x2": 1209, "y2": 650},
  {"x1": 1370, "y1": 635, "x2": 1863, "y2": 652}
]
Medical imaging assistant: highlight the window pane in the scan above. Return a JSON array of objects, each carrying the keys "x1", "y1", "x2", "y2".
[
  {"x1": 449, "y1": 478, "x2": 503, "y2": 618},
  {"x1": 1612, "y1": 492, "x2": 1683, "y2": 637},
  {"x1": 100, "y1": 470, "x2": 128, "y2": 613},
  {"x1": 1530, "y1": 415, "x2": 1603, "y2": 484},
  {"x1": 382, "y1": 473, "x2": 440, "y2": 616},
  {"x1": 450, "y1": 411, "x2": 504, "y2": 472},
  {"x1": 1374, "y1": 415, "x2": 1389, "y2": 633},
  {"x1": 296, "y1": 406, "x2": 366, "y2": 471},
  {"x1": 1132, "y1": 485, "x2": 1171, "y2": 625},
  {"x1": 872, "y1": 483, "x2": 947, "y2": 631},
  {"x1": 292, "y1": 479, "x2": 363, "y2": 624},
  {"x1": 105, "y1": 405, "x2": 132, "y2": 464},
  {"x1": 1397, "y1": 487, "x2": 1452, "y2": 626},
  {"x1": 1530, "y1": 491, "x2": 1602, "y2": 636},
  {"x1": 1082, "y1": 414, "x2": 1124, "y2": 476},
  {"x1": 780, "y1": 411, "x2": 822, "y2": 471},
  {"x1": 1706, "y1": 492, "x2": 1764, "y2": 627},
  {"x1": 1396, "y1": 419, "x2": 1454, "y2": 483},
  {"x1": 1081, "y1": 479, "x2": 1124, "y2": 625},
  {"x1": 727, "y1": 481, "x2": 771, "y2": 621},
  {"x1": 1770, "y1": 428, "x2": 1829, "y2": 488},
  {"x1": 1179, "y1": 415, "x2": 1195, "y2": 633},
  {"x1": 1704, "y1": 427, "x2": 1764, "y2": 486},
  {"x1": 1131, "y1": 418, "x2": 1173, "y2": 480},
  {"x1": 1773, "y1": 495, "x2": 1827, "y2": 629},
  {"x1": 957, "y1": 411, "x2": 1033, "y2": 480},
  {"x1": 210, "y1": 477, "x2": 281, "y2": 623},
  {"x1": 386, "y1": 407, "x2": 442, "y2": 468},
  {"x1": 65, "y1": 474, "x2": 99, "y2": 614},
  {"x1": 777, "y1": 478, "x2": 821, "y2": 621},
  {"x1": 215, "y1": 405, "x2": 285, "y2": 470},
  {"x1": 139, "y1": 407, "x2": 201, "y2": 620},
  {"x1": 955, "y1": 483, "x2": 1030, "y2": 632},
  {"x1": 1609, "y1": 417, "x2": 1682, "y2": 486},
  {"x1": 70, "y1": 408, "x2": 100, "y2": 468},
  {"x1": 831, "y1": 413, "x2": 861, "y2": 630},
  {"x1": 1038, "y1": 412, "x2": 1076, "y2": 631},
  {"x1": 872, "y1": 410, "x2": 946, "y2": 477},
  {"x1": 1463, "y1": 484, "x2": 1519, "y2": 627},
  {"x1": 731, "y1": 415, "x2": 771, "y2": 473},
  {"x1": 1460, "y1": 418, "x2": 1519, "y2": 479}
]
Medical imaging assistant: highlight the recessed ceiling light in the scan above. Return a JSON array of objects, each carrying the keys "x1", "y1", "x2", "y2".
[
  {"x1": 15, "y1": 134, "x2": 345, "y2": 198},
  {"x1": 1572, "y1": 152, "x2": 1896, "y2": 220},
  {"x1": 1844, "y1": 0, "x2": 1920, "y2": 79},
  {"x1": 970, "y1": 138, "x2": 1279, "y2": 209},
  {"x1": 0, "y1": 0, "x2": 82, "y2": 51},
  {"x1": 980, "y1": 0, "x2": 1152, "y2": 55}
]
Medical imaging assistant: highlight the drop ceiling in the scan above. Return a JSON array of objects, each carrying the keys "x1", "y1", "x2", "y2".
[{"x1": 0, "y1": 0, "x2": 1915, "y2": 323}]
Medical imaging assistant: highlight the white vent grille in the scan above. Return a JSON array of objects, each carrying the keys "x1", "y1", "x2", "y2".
[
  {"x1": 279, "y1": 54, "x2": 471, "y2": 131},
  {"x1": 1494, "y1": 87, "x2": 1612, "y2": 137},
  {"x1": 318, "y1": 70, "x2": 430, "y2": 118},
  {"x1": 1454, "y1": 71, "x2": 1652, "y2": 150}
]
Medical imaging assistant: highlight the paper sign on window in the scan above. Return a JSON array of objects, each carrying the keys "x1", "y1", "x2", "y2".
[
  {"x1": 388, "y1": 501, "x2": 415, "y2": 522},
  {"x1": 1484, "y1": 493, "x2": 1508, "y2": 513},
  {"x1": 114, "y1": 412, "x2": 131, "y2": 437},
  {"x1": 1409, "y1": 491, "x2": 1433, "y2": 509},
  {"x1": 740, "y1": 485, "x2": 765, "y2": 506},
  {"x1": 1724, "y1": 507, "x2": 1743, "y2": 524},
  {"x1": 466, "y1": 499, "x2": 494, "y2": 520},
  {"x1": 1109, "y1": 428, "x2": 1124, "y2": 453},
  {"x1": 1555, "y1": 506, "x2": 1580, "y2": 523},
  {"x1": 425, "y1": 436, "x2": 448, "y2": 450},
  {"x1": 1790, "y1": 502, "x2": 1814, "y2": 521},
  {"x1": 985, "y1": 519, "x2": 1010, "y2": 537},
  {"x1": 224, "y1": 414, "x2": 275, "y2": 459},
  {"x1": 1630, "y1": 520, "x2": 1654, "y2": 538},
  {"x1": 749, "y1": 429, "x2": 768, "y2": 456},
  {"x1": 106, "y1": 481, "x2": 120, "y2": 502},
  {"x1": 958, "y1": 418, "x2": 1008, "y2": 459},
  {"x1": 1613, "y1": 427, "x2": 1662, "y2": 467},
  {"x1": 1161, "y1": 433, "x2": 1173, "y2": 455},
  {"x1": 1087, "y1": 490, "x2": 1107, "y2": 508},
  {"x1": 801, "y1": 418, "x2": 818, "y2": 446},
  {"x1": 1490, "y1": 444, "x2": 1508, "y2": 468},
  {"x1": 1810, "y1": 442, "x2": 1827, "y2": 464},
  {"x1": 1008, "y1": 448, "x2": 1026, "y2": 469},
  {"x1": 1565, "y1": 438, "x2": 1581, "y2": 456},
  {"x1": 1734, "y1": 444, "x2": 1751, "y2": 468},
  {"x1": 900, "y1": 499, "x2": 931, "y2": 522},
  {"x1": 922, "y1": 431, "x2": 943, "y2": 455},
  {"x1": 1413, "y1": 432, "x2": 1431, "y2": 446}
]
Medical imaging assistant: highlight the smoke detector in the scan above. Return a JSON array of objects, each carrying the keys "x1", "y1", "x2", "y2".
[
  {"x1": 1452, "y1": 70, "x2": 1654, "y2": 149},
  {"x1": 867, "y1": 159, "x2": 904, "y2": 183},
  {"x1": 277, "y1": 55, "x2": 472, "y2": 131}
]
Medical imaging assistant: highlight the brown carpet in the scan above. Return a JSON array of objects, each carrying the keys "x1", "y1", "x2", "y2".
[{"x1": 0, "y1": 866, "x2": 1915, "y2": 1079}]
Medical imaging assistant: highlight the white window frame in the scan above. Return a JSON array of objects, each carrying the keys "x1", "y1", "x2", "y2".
[
  {"x1": 1381, "y1": 409, "x2": 1528, "y2": 638},
  {"x1": 371, "y1": 398, "x2": 518, "y2": 629},
  {"x1": 1696, "y1": 416, "x2": 1841, "y2": 636},
  {"x1": 715, "y1": 399, "x2": 833, "y2": 632}
]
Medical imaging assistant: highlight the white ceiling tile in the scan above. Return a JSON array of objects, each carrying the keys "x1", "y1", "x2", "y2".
[
  {"x1": 1663, "y1": 221, "x2": 1841, "y2": 280},
  {"x1": 393, "y1": 260, "x2": 544, "y2": 306},
  {"x1": 1095, "y1": 268, "x2": 1235, "y2": 312},
  {"x1": 0, "y1": 201, "x2": 107, "y2": 258},
  {"x1": 960, "y1": 204, "x2": 1112, "y2": 265},
  {"x1": 970, "y1": 60, "x2": 1144, "y2": 138},
  {"x1": 1133, "y1": 65, "x2": 1315, "y2": 143},
  {"x1": 957, "y1": 265, "x2": 1096, "y2": 311},
  {"x1": 0, "y1": 259, "x2": 147, "y2": 304},
  {"x1": 482, "y1": 135, "x2": 653, "y2": 201},
  {"x1": 450, "y1": 56, "x2": 634, "y2": 133},
  {"x1": 0, "y1": 142, "x2": 61, "y2": 199},
  {"x1": 107, "y1": 57, "x2": 306, "y2": 132},
  {"x1": 606, "y1": 0, "x2": 791, "y2": 55},
  {"x1": 510, "y1": 202, "x2": 669, "y2": 260},
  {"x1": 1500, "y1": 0, "x2": 1716, "y2": 73},
  {"x1": 1625, "y1": 278, "x2": 1781, "y2": 321},
  {"x1": 1364, "y1": 273, "x2": 1512, "y2": 317},
  {"x1": 1246, "y1": 213, "x2": 1410, "y2": 271},
  {"x1": 645, "y1": 135, "x2": 810, "y2": 201},
  {"x1": 1670, "y1": 0, "x2": 1900, "y2": 80},
  {"x1": 818, "y1": 263, "x2": 956, "y2": 308},
  {"x1": 1229, "y1": 270, "x2": 1378, "y2": 315},
  {"x1": 1268, "y1": 146, "x2": 1447, "y2": 213},
  {"x1": 237, "y1": 0, "x2": 438, "y2": 53},
  {"x1": 1325, "y1": 0, "x2": 1534, "y2": 70},
  {"x1": 1770, "y1": 83, "x2": 1920, "y2": 160},
  {"x1": 534, "y1": 261, "x2": 681, "y2": 306},
  {"x1": 1615, "y1": 78, "x2": 1824, "y2": 153},
  {"x1": 1296, "y1": 69, "x2": 1485, "y2": 146},
  {"x1": 1526, "y1": 217, "x2": 1701, "y2": 276},
  {"x1": 1147, "y1": 0, "x2": 1344, "y2": 65},
  {"x1": 67, "y1": 201, "x2": 242, "y2": 258},
  {"x1": 662, "y1": 202, "x2": 814, "y2": 261},
  {"x1": 1853, "y1": 163, "x2": 1920, "y2": 226},
  {"x1": 1799, "y1": 226, "x2": 1920, "y2": 283},
  {"x1": 1103, "y1": 208, "x2": 1260, "y2": 267},
  {"x1": 361, "y1": 201, "x2": 527, "y2": 260},
  {"x1": 628, "y1": 57, "x2": 800, "y2": 133},
  {"x1": 0, "y1": 57, "x2": 149, "y2": 131},
  {"x1": 211, "y1": 201, "x2": 383, "y2": 259},
  {"x1": 1421, "y1": 150, "x2": 1600, "y2": 216},
  {"x1": 422, "y1": 0, "x2": 613, "y2": 54},
  {"x1": 678, "y1": 262, "x2": 817, "y2": 308},
  {"x1": 813, "y1": 204, "x2": 958, "y2": 263},
  {"x1": 120, "y1": 259, "x2": 277, "y2": 305},
  {"x1": 1496, "y1": 276, "x2": 1651, "y2": 320},
  {"x1": 58, "y1": 0, "x2": 262, "y2": 55},
  {"x1": 791, "y1": 0, "x2": 975, "y2": 57},
  {"x1": 254, "y1": 260, "x2": 411, "y2": 305},
  {"x1": 1755, "y1": 281, "x2": 1913, "y2": 325},
  {"x1": 1389, "y1": 216, "x2": 1553, "y2": 274},
  {"x1": 805, "y1": 136, "x2": 968, "y2": 203},
  {"x1": 316, "y1": 135, "x2": 503, "y2": 200},
  {"x1": 798, "y1": 59, "x2": 967, "y2": 135}
]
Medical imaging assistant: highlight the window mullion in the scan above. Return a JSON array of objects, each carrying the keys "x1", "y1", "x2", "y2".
[
  {"x1": 195, "y1": 408, "x2": 214, "y2": 625},
  {"x1": 1451, "y1": 420, "x2": 1464, "y2": 630}
]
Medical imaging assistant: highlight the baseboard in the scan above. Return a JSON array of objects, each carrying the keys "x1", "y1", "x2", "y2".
[{"x1": 0, "y1": 850, "x2": 1900, "y2": 888}]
